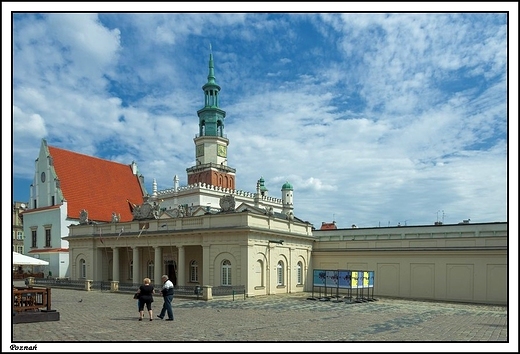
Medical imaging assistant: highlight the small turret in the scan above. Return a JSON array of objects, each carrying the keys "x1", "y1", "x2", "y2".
[{"x1": 281, "y1": 181, "x2": 294, "y2": 214}]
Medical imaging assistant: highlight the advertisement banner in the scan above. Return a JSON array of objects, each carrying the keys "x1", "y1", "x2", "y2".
[
  {"x1": 357, "y1": 271, "x2": 364, "y2": 288},
  {"x1": 313, "y1": 269, "x2": 327, "y2": 287},
  {"x1": 338, "y1": 270, "x2": 352, "y2": 289},
  {"x1": 325, "y1": 270, "x2": 338, "y2": 288},
  {"x1": 351, "y1": 271, "x2": 358, "y2": 287}
]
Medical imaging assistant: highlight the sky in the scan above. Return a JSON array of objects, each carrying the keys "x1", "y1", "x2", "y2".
[
  {"x1": 3, "y1": 3, "x2": 519, "y2": 353},
  {"x1": 5, "y1": 4, "x2": 517, "y2": 231}
]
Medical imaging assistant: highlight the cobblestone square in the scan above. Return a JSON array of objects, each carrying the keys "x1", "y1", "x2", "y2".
[{"x1": 8, "y1": 287, "x2": 513, "y2": 352}]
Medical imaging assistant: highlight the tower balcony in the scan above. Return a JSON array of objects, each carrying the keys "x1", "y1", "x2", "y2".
[{"x1": 186, "y1": 162, "x2": 236, "y2": 174}]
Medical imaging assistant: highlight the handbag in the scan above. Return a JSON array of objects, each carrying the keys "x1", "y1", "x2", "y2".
[{"x1": 133, "y1": 292, "x2": 140, "y2": 299}]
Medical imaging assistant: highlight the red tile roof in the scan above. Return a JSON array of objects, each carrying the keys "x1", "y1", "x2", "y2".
[
  {"x1": 48, "y1": 145, "x2": 144, "y2": 223},
  {"x1": 320, "y1": 222, "x2": 337, "y2": 230},
  {"x1": 28, "y1": 248, "x2": 68, "y2": 253}
]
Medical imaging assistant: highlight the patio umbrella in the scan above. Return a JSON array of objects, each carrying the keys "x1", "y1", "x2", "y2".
[{"x1": 12, "y1": 252, "x2": 49, "y2": 266}]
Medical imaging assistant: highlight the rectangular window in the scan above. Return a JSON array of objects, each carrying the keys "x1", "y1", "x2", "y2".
[
  {"x1": 277, "y1": 265, "x2": 284, "y2": 286},
  {"x1": 222, "y1": 268, "x2": 232, "y2": 286},
  {"x1": 17, "y1": 231, "x2": 23, "y2": 240},
  {"x1": 190, "y1": 268, "x2": 198, "y2": 282},
  {"x1": 17, "y1": 246, "x2": 24, "y2": 253},
  {"x1": 45, "y1": 229, "x2": 51, "y2": 247},
  {"x1": 81, "y1": 260, "x2": 87, "y2": 279},
  {"x1": 190, "y1": 262, "x2": 198, "y2": 282},
  {"x1": 31, "y1": 230, "x2": 37, "y2": 248}
]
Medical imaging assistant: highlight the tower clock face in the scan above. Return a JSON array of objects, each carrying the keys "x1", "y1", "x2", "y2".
[
  {"x1": 217, "y1": 145, "x2": 227, "y2": 157},
  {"x1": 196, "y1": 144, "x2": 204, "y2": 157}
]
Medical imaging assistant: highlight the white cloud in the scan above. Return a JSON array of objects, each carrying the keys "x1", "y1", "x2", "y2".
[{"x1": 8, "y1": 11, "x2": 512, "y2": 228}]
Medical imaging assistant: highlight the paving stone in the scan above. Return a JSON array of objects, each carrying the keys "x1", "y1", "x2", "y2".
[{"x1": 9, "y1": 288, "x2": 510, "y2": 351}]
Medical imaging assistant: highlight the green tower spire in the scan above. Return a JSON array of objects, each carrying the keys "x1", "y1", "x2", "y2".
[
  {"x1": 197, "y1": 50, "x2": 226, "y2": 137},
  {"x1": 206, "y1": 53, "x2": 216, "y2": 86}
]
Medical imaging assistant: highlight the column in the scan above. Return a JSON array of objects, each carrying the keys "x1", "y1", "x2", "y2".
[
  {"x1": 242, "y1": 244, "x2": 253, "y2": 297},
  {"x1": 305, "y1": 248, "x2": 312, "y2": 292},
  {"x1": 154, "y1": 246, "x2": 162, "y2": 286},
  {"x1": 132, "y1": 247, "x2": 140, "y2": 285},
  {"x1": 177, "y1": 245, "x2": 185, "y2": 286},
  {"x1": 95, "y1": 248, "x2": 103, "y2": 282},
  {"x1": 288, "y1": 247, "x2": 294, "y2": 293},
  {"x1": 112, "y1": 247, "x2": 120, "y2": 281},
  {"x1": 202, "y1": 245, "x2": 210, "y2": 286},
  {"x1": 267, "y1": 244, "x2": 272, "y2": 294}
]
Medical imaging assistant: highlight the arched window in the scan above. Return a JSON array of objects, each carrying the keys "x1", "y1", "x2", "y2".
[
  {"x1": 190, "y1": 260, "x2": 198, "y2": 283},
  {"x1": 221, "y1": 259, "x2": 231, "y2": 286},
  {"x1": 255, "y1": 259, "x2": 264, "y2": 287},
  {"x1": 277, "y1": 261, "x2": 284, "y2": 286},
  {"x1": 297, "y1": 261, "x2": 303, "y2": 285},
  {"x1": 147, "y1": 261, "x2": 154, "y2": 280},
  {"x1": 80, "y1": 259, "x2": 86, "y2": 279}
]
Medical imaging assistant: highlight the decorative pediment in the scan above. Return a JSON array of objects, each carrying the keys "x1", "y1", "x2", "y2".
[
  {"x1": 132, "y1": 201, "x2": 160, "y2": 220},
  {"x1": 219, "y1": 195, "x2": 236, "y2": 212}
]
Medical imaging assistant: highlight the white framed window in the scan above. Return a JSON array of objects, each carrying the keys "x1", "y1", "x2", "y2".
[
  {"x1": 31, "y1": 229, "x2": 37, "y2": 248},
  {"x1": 221, "y1": 259, "x2": 231, "y2": 286},
  {"x1": 255, "y1": 260, "x2": 264, "y2": 287},
  {"x1": 17, "y1": 231, "x2": 23, "y2": 240},
  {"x1": 277, "y1": 261, "x2": 284, "y2": 286},
  {"x1": 45, "y1": 229, "x2": 51, "y2": 247},
  {"x1": 80, "y1": 259, "x2": 86, "y2": 278},
  {"x1": 17, "y1": 246, "x2": 24, "y2": 253},
  {"x1": 297, "y1": 261, "x2": 303, "y2": 285},
  {"x1": 190, "y1": 260, "x2": 198, "y2": 282},
  {"x1": 147, "y1": 261, "x2": 154, "y2": 280}
]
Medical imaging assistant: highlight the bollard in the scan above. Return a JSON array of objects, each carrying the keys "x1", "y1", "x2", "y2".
[
  {"x1": 110, "y1": 281, "x2": 119, "y2": 292},
  {"x1": 194, "y1": 285, "x2": 202, "y2": 299}
]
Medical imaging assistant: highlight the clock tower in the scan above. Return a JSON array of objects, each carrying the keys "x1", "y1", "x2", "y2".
[{"x1": 186, "y1": 51, "x2": 236, "y2": 189}]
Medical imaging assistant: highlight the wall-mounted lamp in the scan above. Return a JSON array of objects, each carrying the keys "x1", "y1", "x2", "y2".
[{"x1": 268, "y1": 239, "x2": 284, "y2": 245}]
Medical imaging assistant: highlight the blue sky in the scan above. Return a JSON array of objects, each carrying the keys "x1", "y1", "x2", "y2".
[{"x1": 6, "y1": 4, "x2": 517, "y2": 230}]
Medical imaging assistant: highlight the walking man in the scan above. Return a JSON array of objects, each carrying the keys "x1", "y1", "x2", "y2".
[{"x1": 157, "y1": 274, "x2": 174, "y2": 321}]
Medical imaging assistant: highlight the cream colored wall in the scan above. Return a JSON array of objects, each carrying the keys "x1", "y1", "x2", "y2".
[
  {"x1": 66, "y1": 215, "x2": 506, "y2": 304},
  {"x1": 311, "y1": 223, "x2": 507, "y2": 305},
  {"x1": 311, "y1": 249, "x2": 506, "y2": 304}
]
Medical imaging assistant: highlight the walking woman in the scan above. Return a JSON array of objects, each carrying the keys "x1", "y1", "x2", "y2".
[{"x1": 136, "y1": 277, "x2": 154, "y2": 321}]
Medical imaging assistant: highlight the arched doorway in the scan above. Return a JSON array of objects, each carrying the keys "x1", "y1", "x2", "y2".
[{"x1": 166, "y1": 260, "x2": 177, "y2": 286}]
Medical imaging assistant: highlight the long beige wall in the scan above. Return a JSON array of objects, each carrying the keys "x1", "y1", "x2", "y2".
[
  {"x1": 311, "y1": 223, "x2": 507, "y2": 305},
  {"x1": 311, "y1": 249, "x2": 506, "y2": 304}
]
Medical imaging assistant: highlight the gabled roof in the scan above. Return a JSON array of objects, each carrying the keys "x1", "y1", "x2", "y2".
[{"x1": 48, "y1": 145, "x2": 144, "y2": 222}]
